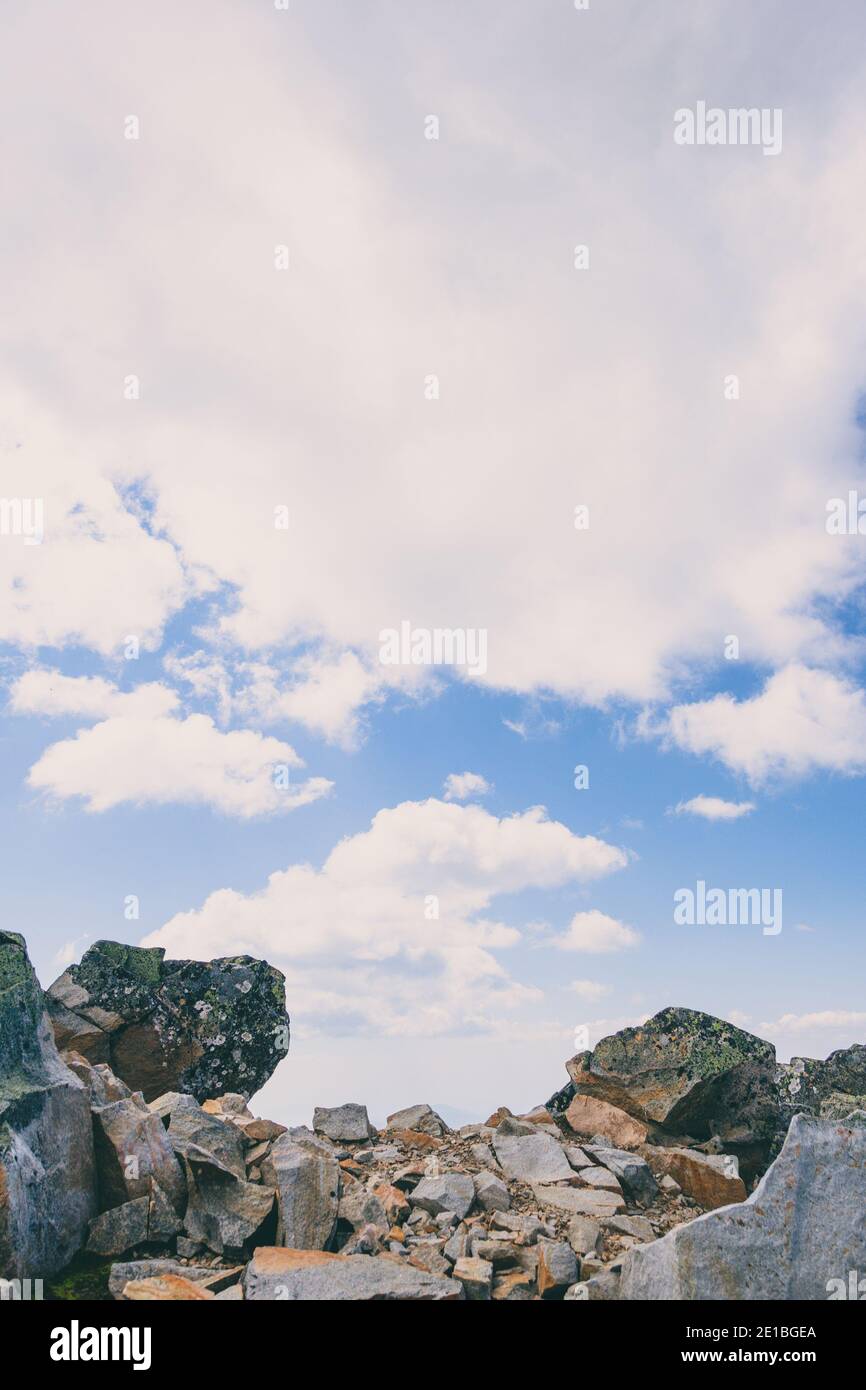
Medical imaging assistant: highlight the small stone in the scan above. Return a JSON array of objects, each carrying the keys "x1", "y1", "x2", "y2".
[
  {"x1": 578, "y1": 1165, "x2": 624, "y2": 1194},
  {"x1": 123, "y1": 1275, "x2": 215, "y2": 1301},
  {"x1": 564, "y1": 1094, "x2": 648, "y2": 1149},
  {"x1": 409, "y1": 1172, "x2": 475, "y2": 1220},
  {"x1": 566, "y1": 1215, "x2": 602, "y2": 1255},
  {"x1": 473, "y1": 1170, "x2": 510, "y2": 1213},
  {"x1": 537, "y1": 1240, "x2": 579, "y2": 1298},
  {"x1": 312, "y1": 1104, "x2": 372, "y2": 1143},
  {"x1": 531, "y1": 1184, "x2": 625, "y2": 1218},
  {"x1": 452, "y1": 1256, "x2": 493, "y2": 1300},
  {"x1": 385, "y1": 1103, "x2": 450, "y2": 1137},
  {"x1": 492, "y1": 1132, "x2": 573, "y2": 1184},
  {"x1": 603, "y1": 1214, "x2": 655, "y2": 1242}
]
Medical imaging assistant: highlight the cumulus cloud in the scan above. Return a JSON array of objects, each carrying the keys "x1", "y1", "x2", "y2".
[
  {"x1": 658, "y1": 666, "x2": 866, "y2": 784},
  {"x1": 566, "y1": 979, "x2": 610, "y2": 1000},
  {"x1": 9, "y1": 669, "x2": 178, "y2": 721},
  {"x1": 2, "y1": 2, "x2": 866, "y2": 719},
  {"x1": 552, "y1": 910, "x2": 640, "y2": 954},
  {"x1": 141, "y1": 799, "x2": 628, "y2": 1036},
  {"x1": 673, "y1": 794, "x2": 756, "y2": 821},
  {"x1": 761, "y1": 1010, "x2": 866, "y2": 1034},
  {"x1": 27, "y1": 712, "x2": 332, "y2": 817},
  {"x1": 443, "y1": 771, "x2": 492, "y2": 801}
]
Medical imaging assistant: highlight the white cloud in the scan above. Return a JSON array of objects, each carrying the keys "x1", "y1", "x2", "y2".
[
  {"x1": 552, "y1": 909, "x2": 641, "y2": 955},
  {"x1": 443, "y1": 771, "x2": 492, "y2": 801},
  {"x1": 658, "y1": 666, "x2": 866, "y2": 784},
  {"x1": 141, "y1": 799, "x2": 628, "y2": 1036},
  {"x1": 761, "y1": 1010, "x2": 866, "y2": 1034},
  {"x1": 2, "y1": 3, "x2": 866, "y2": 717},
  {"x1": 27, "y1": 712, "x2": 332, "y2": 818},
  {"x1": 673, "y1": 794, "x2": 756, "y2": 821},
  {"x1": 9, "y1": 669, "x2": 178, "y2": 721},
  {"x1": 566, "y1": 979, "x2": 609, "y2": 1000}
]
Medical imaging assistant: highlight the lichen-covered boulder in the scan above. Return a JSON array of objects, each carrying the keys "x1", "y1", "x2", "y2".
[
  {"x1": 564, "y1": 1007, "x2": 780, "y2": 1172},
  {"x1": 777, "y1": 1044, "x2": 866, "y2": 1126},
  {"x1": 0, "y1": 931, "x2": 96, "y2": 1278},
  {"x1": 47, "y1": 940, "x2": 290, "y2": 1103}
]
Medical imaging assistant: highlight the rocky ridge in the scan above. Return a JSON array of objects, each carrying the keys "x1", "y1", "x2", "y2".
[{"x1": 2, "y1": 935, "x2": 864, "y2": 1301}]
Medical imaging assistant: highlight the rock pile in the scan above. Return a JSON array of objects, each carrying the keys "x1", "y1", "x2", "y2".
[{"x1": 2, "y1": 935, "x2": 864, "y2": 1301}]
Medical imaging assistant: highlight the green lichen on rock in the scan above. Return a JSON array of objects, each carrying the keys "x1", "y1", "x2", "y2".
[
  {"x1": 46, "y1": 1253, "x2": 113, "y2": 1301},
  {"x1": 46, "y1": 941, "x2": 290, "y2": 1104}
]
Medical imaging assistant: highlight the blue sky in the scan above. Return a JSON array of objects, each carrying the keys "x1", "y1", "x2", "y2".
[{"x1": 2, "y1": 0, "x2": 866, "y2": 1125}]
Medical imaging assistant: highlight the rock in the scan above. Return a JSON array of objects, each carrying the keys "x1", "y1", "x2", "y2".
[
  {"x1": 93, "y1": 1096, "x2": 187, "y2": 1213},
  {"x1": 537, "y1": 1240, "x2": 579, "y2": 1298},
  {"x1": 603, "y1": 1214, "x2": 655, "y2": 1241},
  {"x1": 215, "y1": 1283, "x2": 244, "y2": 1300},
  {"x1": 567, "y1": 1215, "x2": 602, "y2": 1255},
  {"x1": 647, "y1": 1146, "x2": 746, "y2": 1210},
  {"x1": 577, "y1": 1166, "x2": 624, "y2": 1194},
  {"x1": 620, "y1": 1113, "x2": 866, "y2": 1299},
  {"x1": 470, "y1": 1141, "x2": 497, "y2": 1167},
  {"x1": 0, "y1": 932, "x2": 96, "y2": 1278},
  {"x1": 206, "y1": 1093, "x2": 252, "y2": 1117},
  {"x1": 452, "y1": 1256, "x2": 493, "y2": 1300},
  {"x1": 260, "y1": 1133, "x2": 340, "y2": 1249},
  {"x1": 409, "y1": 1173, "x2": 475, "y2": 1220},
  {"x1": 491, "y1": 1210, "x2": 552, "y2": 1242},
  {"x1": 312, "y1": 1104, "x2": 372, "y2": 1143},
  {"x1": 108, "y1": 1259, "x2": 244, "y2": 1299},
  {"x1": 531, "y1": 1184, "x2": 625, "y2": 1218},
  {"x1": 386, "y1": 1103, "x2": 450, "y2": 1137},
  {"x1": 148, "y1": 1182, "x2": 183, "y2": 1241},
  {"x1": 182, "y1": 1165, "x2": 275, "y2": 1255},
  {"x1": 46, "y1": 939, "x2": 289, "y2": 1103},
  {"x1": 777, "y1": 1045, "x2": 866, "y2": 1123},
  {"x1": 492, "y1": 1132, "x2": 573, "y2": 1184},
  {"x1": 166, "y1": 1103, "x2": 247, "y2": 1179},
  {"x1": 584, "y1": 1147, "x2": 659, "y2": 1205},
  {"x1": 485, "y1": 1107, "x2": 513, "y2": 1128},
  {"x1": 123, "y1": 1274, "x2": 215, "y2": 1300},
  {"x1": 659, "y1": 1174, "x2": 681, "y2": 1194},
  {"x1": 338, "y1": 1186, "x2": 389, "y2": 1233},
  {"x1": 564, "y1": 1008, "x2": 779, "y2": 1170},
  {"x1": 243, "y1": 1246, "x2": 463, "y2": 1300},
  {"x1": 148, "y1": 1092, "x2": 201, "y2": 1125},
  {"x1": 237, "y1": 1117, "x2": 287, "y2": 1143},
  {"x1": 371, "y1": 1182, "x2": 410, "y2": 1225},
  {"x1": 496, "y1": 1115, "x2": 537, "y2": 1137},
  {"x1": 565, "y1": 1145, "x2": 593, "y2": 1169},
  {"x1": 407, "y1": 1244, "x2": 451, "y2": 1277},
  {"x1": 564, "y1": 1094, "x2": 649, "y2": 1149},
  {"x1": 574, "y1": 1269, "x2": 621, "y2": 1300},
  {"x1": 473, "y1": 1170, "x2": 510, "y2": 1213},
  {"x1": 86, "y1": 1197, "x2": 150, "y2": 1256},
  {"x1": 492, "y1": 1269, "x2": 536, "y2": 1300}
]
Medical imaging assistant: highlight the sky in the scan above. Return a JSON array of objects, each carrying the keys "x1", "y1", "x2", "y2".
[{"x1": 1, "y1": 0, "x2": 865, "y2": 1128}]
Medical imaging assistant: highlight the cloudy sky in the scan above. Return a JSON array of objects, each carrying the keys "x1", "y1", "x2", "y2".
[{"x1": 3, "y1": 0, "x2": 866, "y2": 1126}]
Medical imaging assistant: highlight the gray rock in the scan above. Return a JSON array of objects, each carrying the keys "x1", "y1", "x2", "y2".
[
  {"x1": 538, "y1": 1240, "x2": 579, "y2": 1297},
  {"x1": 409, "y1": 1173, "x2": 475, "y2": 1220},
  {"x1": 620, "y1": 1113, "x2": 866, "y2": 1299},
  {"x1": 338, "y1": 1186, "x2": 389, "y2": 1233},
  {"x1": 531, "y1": 1184, "x2": 625, "y2": 1218},
  {"x1": 182, "y1": 1164, "x2": 275, "y2": 1255},
  {"x1": 93, "y1": 1096, "x2": 187, "y2": 1214},
  {"x1": 490, "y1": 1209, "x2": 552, "y2": 1242},
  {"x1": 47, "y1": 939, "x2": 289, "y2": 1104},
  {"x1": 244, "y1": 1246, "x2": 463, "y2": 1300},
  {"x1": 108, "y1": 1259, "x2": 244, "y2": 1300},
  {"x1": 260, "y1": 1133, "x2": 340, "y2": 1249},
  {"x1": 565, "y1": 1145, "x2": 593, "y2": 1169},
  {"x1": 578, "y1": 1165, "x2": 624, "y2": 1193},
  {"x1": 585, "y1": 1147, "x2": 659, "y2": 1205},
  {"x1": 166, "y1": 1103, "x2": 247, "y2": 1180},
  {"x1": 452, "y1": 1256, "x2": 493, "y2": 1300},
  {"x1": 312, "y1": 1103, "x2": 372, "y2": 1143},
  {"x1": 86, "y1": 1196, "x2": 150, "y2": 1256},
  {"x1": 148, "y1": 1092, "x2": 201, "y2": 1125},
  {"x1": 0, "y1": 932, "x2": 96, "y2": 1278},
  {"x1": 492, "y1": 1132, "x2": 573, "y2": 1185},
  {"x1": 603, "y1": 1214, "x2": 655, "y2": 1241},
  {"x1": 473, "y1": 1170, "x2": 510, "y2": 1213},
  {"x1": 567, "y1": 1215, "x2": 602, "y2": 1255},
  {"x1": 385, "y1": 1103, "x2": 450, "y2": 1136}
]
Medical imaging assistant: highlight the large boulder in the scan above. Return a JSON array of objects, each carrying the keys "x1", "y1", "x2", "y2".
[
  {"x1": 619, "y1": 1112, "x2": 866, "y2": 1299},
  {"x1": 47, "y1": 940, "x2": 290, "y2": 1103},
  {"x1": 0, "y1": 931, "x2": 96, "y2": 1278},
  {"x1": 564, "y1": 1007, "x2": 780, "y2": 1172},
  {"x1": 777, "y1": 1044, "x2": 866, "y2": 1125}
]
